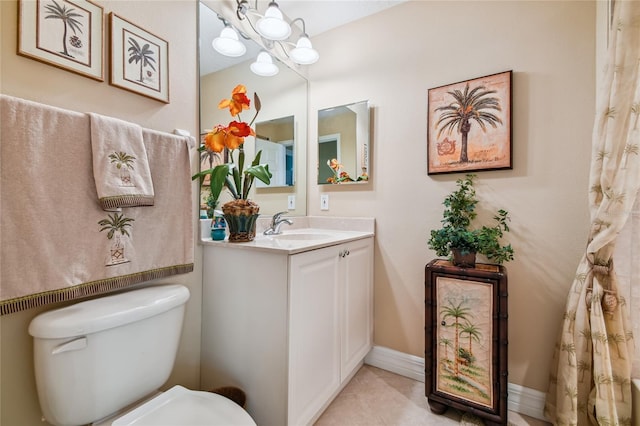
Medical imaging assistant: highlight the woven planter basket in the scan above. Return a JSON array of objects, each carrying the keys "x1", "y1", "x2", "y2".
[{"x1": 222, "y1": 199, "x2": 260, "y2": 242}]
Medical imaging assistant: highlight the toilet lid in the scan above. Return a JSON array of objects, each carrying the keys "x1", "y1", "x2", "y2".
[{"x1": 111, "y1": 385, "x2": 256, "y2": 426}]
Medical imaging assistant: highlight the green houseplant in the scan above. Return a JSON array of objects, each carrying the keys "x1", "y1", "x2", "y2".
[
  {"x1": 428, "y1": 174, "x2": 514, "y2": 267},
  {"x1": 192, "y1": 84, "x2": 272, "y2": 242}
]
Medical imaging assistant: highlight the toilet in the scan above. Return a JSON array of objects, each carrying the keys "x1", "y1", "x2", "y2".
[{"x1": 28, "y1": 284, "x2": 256, "y2": 426}]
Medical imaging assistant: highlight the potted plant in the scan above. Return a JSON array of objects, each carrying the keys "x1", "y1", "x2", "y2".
[
  {"x1": 427, "y1": 174, "x2": 514, "y2": 267},
  {"x1": 192, "y1": 84, "x2": 272, "y2": 242}
]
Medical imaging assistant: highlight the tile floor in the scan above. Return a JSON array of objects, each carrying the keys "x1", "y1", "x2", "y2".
[{"x1": 314, "y1": 365, "x2": 551, "y2": 426}]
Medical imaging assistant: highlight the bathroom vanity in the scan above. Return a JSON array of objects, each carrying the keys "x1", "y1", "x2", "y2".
[{"x1": 200, "y1": 218, "x2": 374, "y2": 426}]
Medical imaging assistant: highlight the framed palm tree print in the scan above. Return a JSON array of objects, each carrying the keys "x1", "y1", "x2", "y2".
[
  {"x1": 18, "y1": 0, "x2": 104, "y2": 81},
  {"x1": 109, "y1": 13, "x2": 169, "y2": 103},
  {"x1": 427, "y1": 71, "x2": 512, "y2": 175}
]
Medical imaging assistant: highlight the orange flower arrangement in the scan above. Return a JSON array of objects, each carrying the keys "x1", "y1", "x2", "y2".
[
  {"x1": 326, "y1": 158, "x2": 368, "y2": 184},
  {"x1": 193, "y1": 84, "x2": 272, "y2": 203}
]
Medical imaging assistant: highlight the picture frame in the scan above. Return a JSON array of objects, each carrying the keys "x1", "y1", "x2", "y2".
[
  {"x1": 427, "y1": 71, "x2": 512, "y2": 175},
  {"x1": 18, "y1": 0, "x2": 104, "y2": 81},
  {"x1": 109, "y1": 13, "x2": 169, "y2": 103},
  {"x1": 424, "y1": 259, "x2": 508, "y2": 425}
]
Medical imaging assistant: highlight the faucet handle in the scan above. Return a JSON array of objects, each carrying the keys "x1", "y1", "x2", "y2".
[{"x1": 273, "y1": 211, "x2": 288, "y2": 222}]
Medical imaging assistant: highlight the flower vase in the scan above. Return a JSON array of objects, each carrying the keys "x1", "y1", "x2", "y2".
[{"x1": 221, "y1": 199, "x2": 260, "y2": 242}]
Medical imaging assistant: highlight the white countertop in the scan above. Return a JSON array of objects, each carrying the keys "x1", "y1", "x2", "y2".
[{"x1": 200, "y1": 216, "x2": 375, "y2": 255}]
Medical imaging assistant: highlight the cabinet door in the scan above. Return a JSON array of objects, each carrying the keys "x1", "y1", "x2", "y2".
[
  {"x1": 341, "y1": 237, "x2": 374, "y2": 381},
  {"x1": 288, "y1": 246, "x2": 341, "y2": 426}
]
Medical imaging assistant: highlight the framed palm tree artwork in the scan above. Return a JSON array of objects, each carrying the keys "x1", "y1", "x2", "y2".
[
  {"x1": 427, "y1": 71, "x2": 512, "y2": 175},
  {"x1": 18, "y1": 0, "x2": 104, "y2": 81},
  {"x1": 109, "y1": 13, "x2": 169, "y2": 103}
]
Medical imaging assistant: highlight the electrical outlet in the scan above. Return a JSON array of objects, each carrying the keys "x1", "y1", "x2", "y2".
[
  {"x1": 288, "y1": 195, "x2": 295, "y2": 210},
  {"x1": 320, "y1": 194, "x2": 329, "y2": 210}
]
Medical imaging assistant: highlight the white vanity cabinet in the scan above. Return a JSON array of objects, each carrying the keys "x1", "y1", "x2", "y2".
[{"x1": 201, "y1": 235, "x2": 373, "y2": 426}]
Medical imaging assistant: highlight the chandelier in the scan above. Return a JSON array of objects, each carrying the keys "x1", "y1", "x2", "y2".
[{"x1": 211, "y1": 0, "x2": 319, "y2": 76}]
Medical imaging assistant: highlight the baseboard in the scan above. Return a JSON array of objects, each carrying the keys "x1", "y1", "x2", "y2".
[{"x1": 364, "y1": 345, "x2": 547, "y2": 422}]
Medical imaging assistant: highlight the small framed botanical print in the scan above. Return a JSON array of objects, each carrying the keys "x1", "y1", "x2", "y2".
[
  {"x1": 109, "y1": 13, "x2": 169, "y2": 103},
  {"x1": 18, "y1": 0, "x2": 104, "y2": 81}
]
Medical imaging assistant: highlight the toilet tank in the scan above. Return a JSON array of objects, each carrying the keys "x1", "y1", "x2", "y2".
[{"x1": 28, "y1": 284, "x2": 190, "y2": 426}]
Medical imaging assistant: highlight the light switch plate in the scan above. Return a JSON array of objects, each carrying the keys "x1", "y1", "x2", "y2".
[
  {"x1": 320, "y1": 194, "x2": 329, "y2": 210},
  {"x1": 288, "y1": 195, "x2": 295, "y2": 210}
]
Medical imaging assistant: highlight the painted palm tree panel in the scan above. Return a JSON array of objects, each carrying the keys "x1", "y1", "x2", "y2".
[
  {"x1": 428, "y1": 71, "x2": 512, "y2": 175},
  {"x1": 109, "y1": 13, "x2": 169, "y2": 103},
  {"x1": 436, "y1": 276, "x2": 494, "y2": 408},
  {"x1": 18, "y1": 0, "x2": 104, "y2": 80}
]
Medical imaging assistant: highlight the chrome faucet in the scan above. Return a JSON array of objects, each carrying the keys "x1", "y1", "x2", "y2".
[{"x1": 263, "y1": 211, "x2": 293, "y2": 235}]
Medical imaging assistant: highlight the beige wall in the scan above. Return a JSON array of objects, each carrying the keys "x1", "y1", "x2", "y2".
[
  {"x1": 1, "y1": 0, "x2": 599, "y2": 424},
  {"x1": 0, "y1": 1, "x2": 200, "y2": 425},
  {"x1": 308, "y1": 0, "x2": 595, "y2": 393}
]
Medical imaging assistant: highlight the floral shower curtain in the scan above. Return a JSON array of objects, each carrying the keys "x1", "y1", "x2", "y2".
[{"x1": 545, "y1": 1, "x2": 640, "y2": 425}]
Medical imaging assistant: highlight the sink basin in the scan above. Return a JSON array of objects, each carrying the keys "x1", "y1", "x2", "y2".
[{"x1": 272, "y1": 233, "x2": 331, "y2": 241}]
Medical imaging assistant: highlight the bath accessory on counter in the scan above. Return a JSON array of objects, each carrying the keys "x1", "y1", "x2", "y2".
[
  {"x1": 211, "y1": 214, "x2": 227, "y2": 241},
  {"x1": 89, "y1": 112, "x2": 154, "y2": 210},
  {"x1": 0, "y1": 95, "x2": 194, "y2": 315}
]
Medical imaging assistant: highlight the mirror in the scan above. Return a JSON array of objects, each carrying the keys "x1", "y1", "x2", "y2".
[
  {"x1": 317, "y1": 101, "x2": 370, "y2": 185},
  {"x1": 256, "y1": 116, "x2": 295, "y2": 188},
  {"x1": 199, "y1": 1, "x2": 308, "y2": 216}
]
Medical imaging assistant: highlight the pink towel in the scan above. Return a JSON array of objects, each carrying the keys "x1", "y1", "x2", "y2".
[
  {"x1": 1, "y1": 95, "x2": 194, "y2": 315},
  {"x1": 89, "y1": 113, "x2": 154, "y2": 210}
]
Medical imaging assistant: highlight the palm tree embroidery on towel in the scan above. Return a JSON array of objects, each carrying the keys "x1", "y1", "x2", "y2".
[
  {"x1": 108, "y1": 151, "x2": 136, "y2": 187},
  {"x1": 98, "y1": 213, "x2": 134, "y2": 266}
]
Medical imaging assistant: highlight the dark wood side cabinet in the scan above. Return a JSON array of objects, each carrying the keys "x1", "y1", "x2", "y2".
[{"x1": 425, "y1": 259, "x2": 508, "y2": 425}]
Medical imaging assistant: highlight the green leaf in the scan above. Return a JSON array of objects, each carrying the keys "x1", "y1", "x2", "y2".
[
  {"x1": 209, "y1": 164, "x2": 231, "y2": 202},
  {"x1": 225, "y1": 176, "x2": 239, "y2": 199},
  {"x1": 234, "y1": 150, "x2": 244, "y2": 196},
  {"x1": 245, "y1": 164, "x2": 272, "y2": 185}
]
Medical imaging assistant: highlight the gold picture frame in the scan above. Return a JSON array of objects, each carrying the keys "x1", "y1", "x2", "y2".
[
  {"x1": 427, "y1": 71, "x2": 512, "y2": 175},
  {"x1": 18, "y1": 0, "x2": 104, "y2": 81},
  {"x1": 109, "y1": 13, "x2": 169, "y2": 103}
]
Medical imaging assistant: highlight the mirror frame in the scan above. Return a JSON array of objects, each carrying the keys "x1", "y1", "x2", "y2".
[
  {"x1": 317, "y1": 100, "x2": 370, "y2": 185},
  {"x1": 255, "y1": 115, "x2": 296, "y2": 188}
]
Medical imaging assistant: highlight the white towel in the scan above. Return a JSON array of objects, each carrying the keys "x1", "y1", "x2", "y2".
[{"x1": 89, "y1": 113, "x2": 154, "y2": 210}]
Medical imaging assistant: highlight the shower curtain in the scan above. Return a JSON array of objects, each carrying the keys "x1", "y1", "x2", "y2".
[{"x1": 545, "y1": 1, "x2": 640, "y2": 424}]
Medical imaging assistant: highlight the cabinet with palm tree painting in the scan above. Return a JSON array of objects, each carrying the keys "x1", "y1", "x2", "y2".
[{"x1": 425, "y1": 259, "x2": 508, "y2": 425}]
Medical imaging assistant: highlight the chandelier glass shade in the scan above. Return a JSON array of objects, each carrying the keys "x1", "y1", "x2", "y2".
[
  {"x1": 212, "y1": 26, "x2": 247, "y2": 57},
  {"x1": 289, "y1": 36, "x2": 319, "y2": 65},
  {"x1": 255, "y1": 2, "x2": 291, "y2": 41},
  {"x1": 250, "y1": 51, "x2": 280, "y2": 76}
]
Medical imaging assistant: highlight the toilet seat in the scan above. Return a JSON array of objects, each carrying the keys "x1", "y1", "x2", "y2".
[{"x1": 109, "y1": 385, "x2": 256, "y2": 426}]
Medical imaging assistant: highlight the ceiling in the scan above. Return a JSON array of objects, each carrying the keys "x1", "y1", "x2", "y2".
[{"x1": 199, "y1": 0, "x2": 406, "y2": 76}]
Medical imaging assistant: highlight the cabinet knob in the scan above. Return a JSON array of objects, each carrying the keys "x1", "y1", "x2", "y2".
[
  {"x1": 339, "y1": 249, "x2": 350, "y2": 258},
  {"x1": 338, "y1": 249, "x2": 350, "y2": 257}
]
